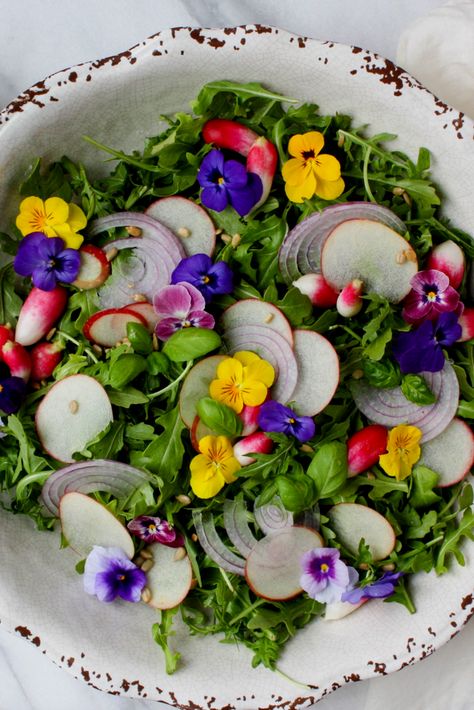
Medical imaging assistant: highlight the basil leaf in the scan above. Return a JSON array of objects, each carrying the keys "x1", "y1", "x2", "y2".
[
  {"x1": 127, "y1": 321, "x2": 153, "y2": 354},
  {"x1": 196, "y1": 397, "x2": 242, "y2": 438},
  {"x1": 362, "y1": 358, "x2": 400, "y2": 388},
  {"x1": 109, "y1": 353, "x2": 147, "y2": 389},
  {"x1": 457, "y1": 399, "x2": 474, "y2": 419},
  {"x1": 146, "y1": 352, "x2": 170, "y2": 376},
  {"x1": 162, "y1": 328, "x2": 221, "y2": 362},
  {"x1": 276, "y1": 474, "x2": 315, "y2": 513},
  {"x1": 401, "y1": 374, "x2": 436, "y2": 405},
  {"x1": 306, "y1": 442, "x2": 348, "y2": 500}
]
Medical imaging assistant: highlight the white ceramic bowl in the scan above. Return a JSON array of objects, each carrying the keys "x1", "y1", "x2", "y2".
[{"x1": 0, "y1": 25, "x2": 473, "y2": 709}]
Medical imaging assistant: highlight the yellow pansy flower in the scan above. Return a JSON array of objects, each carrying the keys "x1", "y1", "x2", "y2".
[
  {"x1": 16, "y1": 196, "x2": 87, "y2": 249},
  {"x1": 282, "y1": 131, "x2": 345, "y2": 203},
  {"x1": 190, "y1": 435, "x2": 241, "y2": 499},
  {"x1": 379, "y1": 424, "x2": 422, "y2": 481},
  {"x1": 209, "y1": 351, "x2": 275, "y2": 414}
]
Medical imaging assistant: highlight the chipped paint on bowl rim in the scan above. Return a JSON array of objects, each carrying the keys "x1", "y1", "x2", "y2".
[{"x1": 0, "y1": 25, "x2": 473, "y2": 709}]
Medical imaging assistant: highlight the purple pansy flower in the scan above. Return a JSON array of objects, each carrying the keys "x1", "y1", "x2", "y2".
[
  {"x1": 300, "y1": 547, "x2": 359, "y2": 604},
  {"x1": 0, "y1": 376, "x2": 27, "y2": 414},
  {"x1": 83, "y1": 546, "x2": 147, "y2": 603},
  {"x1": 153, "y1": 282, "x2": 215, "y2": 341},
  {"x1": 171, "y1": 253, "x2": 233, "y2": 302},
  {"x1": 392, "y1": 311, "x2": 462, "y2": 374},
  {"x1": 257, "y1": 400, "x2": 316, "y2": 443},
  {"x1": 127, "y1": 515, "x2": 185, "y2": 547},
  {"x1": 14, "y1": 232, "x2": 81, "y2": 291},
  {"x1": 402, "y1": 269, "x2": 460, "y2": 324},
  {"x1": 197, "y1": 149, "x2": 263, "y2": 217},
  {"x1": 342, "y1": 571, "x2": 403, "y2": 604}
]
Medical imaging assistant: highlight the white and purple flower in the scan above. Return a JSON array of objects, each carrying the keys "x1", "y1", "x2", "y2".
[
  {"x1": 153, "y1": 281, "x2": 215, "y2": 341},
  {"x1": 127, "y1": 515, "x2": 184, "y2": 547},
  {"x1": 402, "y1": 269, "x2": 460, "y2": 324},
  {"x1": 83, "y1": 546, "x2": 147, "y2": 603},
  {"x1": 300, "y1": 547, "x2": 358, "y2": 604},
  {"x1": 342, "y1": 571, "x2": 403, "y2": 604}
]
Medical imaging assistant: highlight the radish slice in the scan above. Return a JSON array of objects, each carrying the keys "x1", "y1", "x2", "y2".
[
  {"x1": 328, "y1": 503, "x2": 396, "y2": 560},
  {"x1": 245, "y1": 526, "x2": 323, "y2": 601},
  {"x1": 146, "y1": 542, "x2": 193, "y2": 609},
  {"x1": 254, "y1": 498, "x2": 294, "y2": 536},
  {"x1": 35, "y1": 374, "x2": 113, "y2": 463},
  {"x1": 73, "y1": 244, "x2": 110, "y2": 290},
  {"x1": 59, "y1": 491, "x2": 134, "y2": 559},
  {"x1": 179, "y1": 355, "x2": 228, "y2": 428},
  {"x1": 190, "y1": 416, "x2": 218, "y2": 451},
  {"x1": 40, "y1": 460, "x2": 152, "y2": 517},
  {"x1": 145, "y1": 197, "x2": 216, "y2": 257},
  {"x1": 223, "y1": 499, "x2": 258, "y2": 558},
  {"x1": 121, "y1": 301, "x2": 159, "y2": 333},
  {"x1": 193, "y1": 511, "x2": 246, "y2": 575},
  {"x1": 221, "y1": 299, "x2": 293, "y2": 345},
  {"x1": 83, "y1": 307, "x2": 147, "y2": 346},
  {"x1": 279, "y1": 202, "x2": 407, "y2": 284},
  {"x1": 351, "y1": 362, "x2": 459, "y2": 442},
  {"x1": 418, "y1": 418, "x2": 474, "y2": 487},
  {"x1": 321, "y1": 219, "x2": 418, "y2": 302},
  {"x1": 290, "y1": 330, "x2": 339, "y2": 416},
  {"x1": 224, "y1": 324, "x2": 298, "y2": 404}
]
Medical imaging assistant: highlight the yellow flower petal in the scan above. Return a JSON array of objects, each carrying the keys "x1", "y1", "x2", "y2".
[
  {"x1": 379, "y1": 451, "x2": 403, "y2": 479},
  {"x1": 190, "y1": 435, "x2": 240, "y2": 498},
  {"x1": 44, "y1": 197, "x2": 69, "y2": 225},
  {"x1": 379, "y1": 425, "x2": 422, "y2": 481},
  {"x1": 67, "y1": 202, "x2": 87, "y2": 232},
  {"x1": 215, "y1": 356, "x2": 242, "y2": 382},
  {"x1": 233, "y1": 351, "x2": 261, "y2": 367},
  {"x1": 190, "y1": 468, "x2": 226, "y2": 499},
  {"x1": 52, "y1": 224, "x2": 84, "y2": 249},
  {"x1": 209, "y1": 378, "x2": 244, "y2": 412},
  {"x1": 16, "y1": 196, "x2": 46, "y2": 236},
  {"x1": 282, "y1": 158, "x2": 312, "y2": 186},
  {"x1": 313, "y1": 153, "x2": 342, "y2": 181},
  {"x1": 288, "y1": 132, "x2": 324, "y2": 159},
  {"x1": 241, "y1": 380, "x2": 268, "y2": 407},
  {"x1": 284, "y1": 172, "x2": 317, "y2": 203},
  {"x1": 243, "y1": 359, "x2": 275, "y2": 388},
  {"x1": 314, "y1": 176, "x2": 345, "y2": 201}
]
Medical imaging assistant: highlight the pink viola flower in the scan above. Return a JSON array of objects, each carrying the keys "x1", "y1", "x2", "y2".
[
  {"x1": 402, "y1": 269, "x2": 460, "y2": 324},
  {"x1": 127, "y1": 515, "x2": 185, "y2": 547},
  {"x1": 153, "y1": 281, "x2": 215, "y2": 341}
]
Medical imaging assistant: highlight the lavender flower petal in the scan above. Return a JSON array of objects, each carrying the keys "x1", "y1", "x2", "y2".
[
  {"x1": 153, "y1": 284, "x2": 192, "y2": 318},
  {"x1": 258, "y1": 400, "x2": 316, "y2": 443},
  {"x1": 84, "y1": 546, "x2": 146, "y2": 604}
]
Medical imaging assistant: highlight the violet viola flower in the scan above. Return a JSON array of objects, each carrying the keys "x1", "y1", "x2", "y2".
[
  {"x1": 83, "y1": 546, "x2": 146, "y2": 603},
  {"x1": 342, "y1": 571, "x2": 403, "y2": 604},
  {"x1": 392, "y1": 311, "x2": 462, "y2": 374},
  {"x1": 402, "y1": 269, "x2": 460, "y2": 324},
  {"x1": 171, "y1": 253, "x2": 233, "y2": 302},
  {"x1": 300, "y1": 547, "x2": 359, "y2": 604},
  {"x1": 257, "y1": 400, "x2": 315, "y2": 443},
  {"x1": 127, "y1": 515, "x2": 185, "y2": 547},
  {"x1": 153, "y1": 282, "x2": 215, "y2": 341},
  {"x1": 0, "y1": 376, "x2": 27, "y2": 414},
  {"x1": 14, "y1": 232, "x2": 81, "y2": 292},
  {"x1": 197, "y1": 149, "x2": 263, "y2": 217}
]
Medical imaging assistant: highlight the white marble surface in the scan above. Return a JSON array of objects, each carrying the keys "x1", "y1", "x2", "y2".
[{"x1": 1, "y1": 1, "x2": 473, "y2": 709}]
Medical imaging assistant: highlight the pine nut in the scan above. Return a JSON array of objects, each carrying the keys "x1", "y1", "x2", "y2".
[
  {"x1": 221, "y1": 234, "x2": 232, "y2": 244},
  {"x1": 92, "y1": 344, "x2": 103, "y2": 355},
  {"x1": 402, "y1": 191, "x2": 412, "y2": 207},
  {"x1": 106, "y1": 247, "x2": 118, "y2": 262},
  {"x1": 133, "y1": 293, "x2": 147, "y2": 302},
  {"x1": 177, "y1": 226, "x2": 191, "y2": 238},
  {"x1": 405, "y1": 249, "x2": 417, "y2": 263},
  {"x1": 231, "y1": 233, "x2": 241, "y2": 247},
  {"x1": 359, "y1": 562, "x2": 369, "y2": 570},
  {"x1": 396, "y1": 251, "x2": 407, "y2": 264},
  {"x1": 134, "y1": 556, "x2": 145, "y2": 567},
  {"x1": 191, "y1": 533, "x2": 198, "y2": 542},
  {"x1": 352, "y1": 369, "x2": 364, "y2": 380},
  {"x1": 392, "y1": 187, "x2": 404, "y2": 196},
  {"x1": 300, "y1": 444, "x2": 313, "y2": 453},
  {"x1": 141, "y1": 559, "x2": 154, "y2": 572},
  {"x1": 141, "y1": 548, "x2": 154, "y2": 560},
  {"x1": 383, "y1": 563, "x2": 395, "y2": 572},
  {"x1": 46, "y1": 328, "x2": 56, "y2": 340},
  {"x1": 69, "y1": 400, "x2": 79, "y2": 414},
  {"x1": 264, "y1": 313, "x2": 274, "y2": 323},
  {"x1": 174, "y1": 547, "x2": 187, "y2": 561},
  {"x1": 141, "y1": 587, "x2": 152, "y2": 603},
  {"x1": 126, "y1": 226, "x2": 142, "y2": 237},
  {"x1": 176, "y1": 494, "x2": 191, "y2": 505}
]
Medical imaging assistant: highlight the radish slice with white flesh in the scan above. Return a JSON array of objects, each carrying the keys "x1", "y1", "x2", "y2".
[
  {"x1": 73, "y1": 244, "x2": 110, "y2": 290},
  {"x1": 40, "y1": 460, "x2": 152, "y2": 517},
  {"x1": 193, "y1": 511, "x2": 246, "y2": 575},
  {"x1": 35, "y1": 374, "x2": 113, "y2": 463},
  {"x1": 279, "y1": 202, "x2": 407, "y2": 284},
  {"x1": 145, "y1": 196, "x2": 216, "y2": 257},
  {"x1": 418, "y1": 418, "x2": 474, "y2": 487},
  {"x1": 146, "y1": 542, "x2": 193, "y2": 609},
  {"x1": 254, "y1": 497, "x2": 294, "y2": 536},
  {"x1": 245, "y1": 526, "x2": 323, "y2": 601},
  {"x1": 121, "y1": 301, "x2": 159, "y2": 333},
  {"x1": 59, "y1": 491, "x2": 134, "y2": 559},
  {"x1": 321, "y1": 219, "x2": 418, "y2": 302},
  {"x1": 350, "y1": 362, "x2": 459, "y2": 442},
  {"x1": 224, "y1": 324, "x2": 298, "y2": 404},
  {"x1": 290, "y1": 330, "x2": 339, "y2": 416},
  {"x1": 83, "y1": 307, "x2": 147, "y2": 347},
  {"x1": 328, "y1": 503, "x2": 396, "y2": 560},
  {"x1": 221, "y1": 299, "x2": 293, "y2": 345},
  {"x1": 223, "y1": 499, "x2": 258, "y2": 558},
  {"x1": 179, "y1": 355, "x2": 228, "y2": 428}
]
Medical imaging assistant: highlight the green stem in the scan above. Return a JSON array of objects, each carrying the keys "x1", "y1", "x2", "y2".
[
  {"x1": 82, "y1": 135, "x2": 162, "y2": 173},
  {"x1": 362, "y1": 146, "x2": 376, "y2": 203},
  {"x1": 219, "y1": 567, "x2": 236, "y2": 593},
  {"x1": 229, "y1": 599, "x2": 266, "y2": 626},
  {"x1": 57, "y1": 330, "x2": 99, "y2": 364},
  {"x1": 337, "y1": 130, "x2": 408, "y2": 169},
  {"x1": 148, "y1": 361, "x2": 194, "y2": 399},
  {"x1": 274, "y1": 667, "x2": 312, "y2": 691}
]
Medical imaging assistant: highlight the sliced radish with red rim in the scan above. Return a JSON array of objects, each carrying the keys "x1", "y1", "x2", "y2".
[
  {"x1": 221, "y1": 299, "x2": 293, "y2": 345},
  {"x1": 145, "y1": 197, "x2": 216, "y2": 257},
  {"x1": 83, "y1": 307, "x2": 148, "y2": 347}
]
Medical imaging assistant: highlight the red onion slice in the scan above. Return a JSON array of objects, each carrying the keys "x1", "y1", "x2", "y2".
[
  {"x1": 223, "y1": 499, "x2": 258, "y2": 558},
  {"x1": 40, "y1": 460, "x2": 152, "y2": 516},
  {"x1": 254, "y1": 497, "x2": 294, "y2": 535},
  {"x1": 193, "y1": 511, "x2": 246, "y2": 575},
  {"x1": 350, "y1": 362, "x2": 459, "y2": 442}
]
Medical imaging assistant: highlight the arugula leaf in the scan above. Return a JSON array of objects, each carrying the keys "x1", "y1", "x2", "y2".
[
  {"x1": 152, "y1": 608, "x2": 181, "y2": 674},
  {"x1": 435, "y1": 508, "x2": 474, "y2": 574}
]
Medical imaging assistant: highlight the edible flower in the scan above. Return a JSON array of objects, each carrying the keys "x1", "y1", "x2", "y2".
[
  {"x1": 257, "y1": 400, "x2": 315, "y2": 443},
  {"x1": 392, "y1": 311, "x2": 462, "y2": 374},
  {"x1": 300, "y1": 547, "x2": 358, "y2": 604},
  {"x1": 16, "y1": 196, "x2": 86, "y2": 249},
  {"x1": 378, "y1": 424, "x2": 422, "y2": 481},
  {"x1": 153, "y1": 282, "x2": 215, "y2": 341},
  {"x1": 282, "y1": 131, "x2": 345, "y2": 203},
  {"x1": 13, "y1": 232, "x2": 81, "y2": 291},
  {"x1": 83, "y1": 546, "x2": 146, "y2": 603},
  {"x1": 0, "y1": 376, "x2": 27, "y2": 414},
  {"x1": 127, "y1": 515, "x2": 185, "y2": 547},
  {"x1": 209, "y1": 351, "x2": 275, "y2": 414},
  {"x1": 171, "y1": 253, "x2": 233, "y2": 303},
  {"x1": 190, "y1": 434, "x2": 241, "y2": 499},
  {"x1": 342, "y1": 571, "x2": 403, "y2": 604},
  {"x1": 197, "y1": 148, "x2": 263, "y2": 216},
  {"x1": 402, "y1": 269, "x2": 460, "y2": 324}
]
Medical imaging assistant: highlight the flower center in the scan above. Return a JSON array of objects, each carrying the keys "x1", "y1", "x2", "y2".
[
  {"x1": 118, "y1": 574, "x2": 126, "y2": 582},
  {"x1": 182, "y1": 320, "x2": 192, "y2": 328},
  {"x1": 147, "y1": 523, "x2": 157, "y2": 533},
  {"x1": 288, "y1": 417, "x2": 295, "y2": 424},
  {"x1": 320, "y1": 563, "x2": 329, "y2": 573},
  {"x1": 217, "y1": 176, "x2": 225, "y2": 185},
  {"x1": 301, "y1": 149, "x2": 316, "y2": 161},
  {"x1": 202, "y1": 275, "x2": 210, "y2": 284},
  {"x1": 32, "y1": 208, "x2": 47, "y2": 230},
  {"x1": 423, "y1": 285, "x2": 439, "y2": 302}
]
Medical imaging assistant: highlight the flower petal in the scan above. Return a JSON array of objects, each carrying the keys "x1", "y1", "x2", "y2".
[
  {"x1": 201, "y1": 185, "x2": 229, "y2": 213},
  {"x1": 67, "y1": 202, "x2": 87, "y2": 232},
  {"x1": 241, "y1": 380, "x2": 270, "y2": 407},
  {"x1": 215, "y1": 356, "x2": 243, "y2": 382},
  {"x1": 284, "y1": 173, "x2": 317, "y2": 203},
  {"x1": 314, "y1": 176, "x2": 345, "y2": 200},
  {"x1": 313, "y1": 153, "x2": 342, "y2": 181},
  {"x1": 288, "y1": 132, "x2": 324, "y2": 159},
  {"x1": 44, "y1": 197, "x2": 69, "y2": 225},
  {"x1": 13, "y1": 233, "x2": 47, "y2": 276},
  {"x1": 191, "y1": 468, "x2": 225, "y2": 499},
  {"x1": 189, "y1": 309, "x2": 215, "y2": 329},
  {"x1": 179, "y1": 281, "x2": 206, "y2": 311},
  {"x1": 222, "y1": 159, "x2": 249, "y2": 188},
  {"x1": 154, "y1": 284, "x2": 192, "y2": 318},
  {"x1": 52, "y1": 224, "x2": 84, "y2": 249},
  {"x1": 156, "y1": 317, "x2": 182, "y2": 341},
  {"x1": 243, "y1": 358, "x2": 275, "y2": 387},
  {"x1": 282, "y1": 158, "x2": 312, "y2": 186}
]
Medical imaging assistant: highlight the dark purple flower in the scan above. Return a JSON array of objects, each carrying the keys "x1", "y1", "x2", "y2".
[
  {"x1": 392, "y1": 312, "x2": 462, "y2": 374},
  {"x1": 0, "y1": 376, "x2": 27, "y2": 414},
  {"x1": 402, "y1": 269, "x2": 460, "y2": 324},
  {"x1": 153, "y1": 282, "x2": 215, "y2": 341},
  {"x1": 127, "y1": 515, "x2": 185, "y2": 547},
  {"x1": 14, "y1": 232, "x2": 81, "y2": 291},
  {"x1": 342, "y1": 571, "x2": 403, "y2": 604},
  {"x1": 171, "y1": 253, "x2": 233, "y2": 302},
  {"x1": 83, "y1": 546, "x2": 146, "y2": 603},
  {"x1": 257, "y1": 400, "x2": 315, "y2": 443},
  {"x1": 300, "y1": 547, "x2": 359, "y2": 603},
  {"x1": 197, "y1": 149, "x2": 263, "y2": 216}
]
